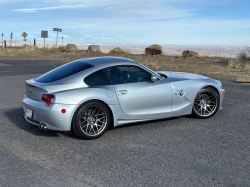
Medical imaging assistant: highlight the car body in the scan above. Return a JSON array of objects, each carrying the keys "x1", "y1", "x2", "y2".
[{"x1": 22, "y1": 56, "x2": 225, "y2": 139}]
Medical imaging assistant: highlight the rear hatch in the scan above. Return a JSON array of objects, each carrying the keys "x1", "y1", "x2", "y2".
[{"x1": 25, "y1": 82, "x2": 48, "y2": 101}]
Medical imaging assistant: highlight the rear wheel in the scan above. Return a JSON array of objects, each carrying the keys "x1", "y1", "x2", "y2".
[
  {"x1": 72, "y1": 101, "x2": 110, "y2": 140},
  {"x1": 192, "y1": 87, "x2": 219, "y2": 119}
]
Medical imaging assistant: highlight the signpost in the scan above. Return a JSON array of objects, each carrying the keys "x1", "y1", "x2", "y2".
[
  {"x1": 10, "y1": 33, "x2": 13, "y2": 47},
  {"x1": 53, "y1": 28, "x2": 62, "y2": 48},
  {"x1": 1, "y1": 33, "x2": 3, "y2": 48},
  {"x1": 41, "y1": 30, "x2": 48, "y2": 48},
  {"x1": 21, "y1": 31, "x2": 28, "y2": 46}
]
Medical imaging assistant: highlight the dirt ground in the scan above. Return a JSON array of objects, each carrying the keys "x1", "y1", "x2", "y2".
[{"x1": 0, "y1": 51, "x2": 249, "y2": 78}]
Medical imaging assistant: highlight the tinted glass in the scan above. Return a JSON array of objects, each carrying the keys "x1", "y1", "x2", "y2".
[
  {"x1": 35, "y1": 61, "x2": 93, "y2": 83},
  {"x1": 84, "y1": 70, "x2": 111, "y2": 86},
  {"x1": 104, "y1": 65, "x2": 151, "y2": 85}
]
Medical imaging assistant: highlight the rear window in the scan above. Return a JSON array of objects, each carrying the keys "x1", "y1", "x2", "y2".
[{"x1": 35, "y1": 61, "x2": 93, "y2": 83}]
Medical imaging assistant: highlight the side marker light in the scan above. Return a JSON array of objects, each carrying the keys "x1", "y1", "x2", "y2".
[{"x1": 61, "y1": 109, "x2": 66, "y2": 114}]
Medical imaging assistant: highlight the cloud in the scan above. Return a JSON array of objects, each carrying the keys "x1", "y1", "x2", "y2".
[
  {"x1": 13, "y1": 4, "x2": 86, "y2": 12},
  {"x1": 117, "y1": 35, "x2": 125, "y2": 38},
  {"x1": 84, "y1": 35, "x2": 109, "y2": 40},
  {"x1": 104, "y1": 7, "x2": 118, "y2": 9}
]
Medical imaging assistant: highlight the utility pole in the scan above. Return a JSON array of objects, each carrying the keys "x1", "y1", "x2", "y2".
[{"x1": 62, "y1": 36, "x2": 63, "y2": 46}]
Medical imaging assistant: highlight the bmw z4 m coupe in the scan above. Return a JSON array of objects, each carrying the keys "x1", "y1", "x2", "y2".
[{"x1": 22, "y1": 56, "x2": 225, "y2": 139}]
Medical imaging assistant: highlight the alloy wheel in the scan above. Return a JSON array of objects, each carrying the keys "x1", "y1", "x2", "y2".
[
  {"x1": 79, "y1": 105, "x2": 107, "y2": 136},
  {"x1": 193, "y1": 90, "x2": 218, "y2": 117}
]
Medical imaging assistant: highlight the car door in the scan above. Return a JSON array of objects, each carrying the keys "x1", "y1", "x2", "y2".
[{"x1": 103, "y1": 65, "x2": 173, "y2": 118}]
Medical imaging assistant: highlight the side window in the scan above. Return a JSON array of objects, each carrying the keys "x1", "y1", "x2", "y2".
[
  {"x1": 103, "y1": 65, "x2": 151, "y2": 85},
  {"x1": 84, "y1": 70, "x2": 111, "y2": 86}
]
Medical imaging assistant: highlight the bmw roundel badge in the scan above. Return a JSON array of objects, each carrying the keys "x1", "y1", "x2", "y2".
[{"x1": 179, "y1": 90, "x2": 185, "y2": 97}]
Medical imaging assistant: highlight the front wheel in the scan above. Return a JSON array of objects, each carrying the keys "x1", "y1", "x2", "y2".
[
  {"x1": 72, "y1": 101, "x2": 110, "y2": 140},
  {"x1": 192, "y1": 87, "x2": 220, "y2": 119}
]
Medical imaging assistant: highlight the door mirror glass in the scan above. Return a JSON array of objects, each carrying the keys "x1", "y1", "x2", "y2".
[{"x1": 151, "y1": 75, "x2": 158, "y2": 82}]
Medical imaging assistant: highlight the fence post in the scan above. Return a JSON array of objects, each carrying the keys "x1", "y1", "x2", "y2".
[{"x1": 4, "y1": 40, "x2": 6, "y2": 49}]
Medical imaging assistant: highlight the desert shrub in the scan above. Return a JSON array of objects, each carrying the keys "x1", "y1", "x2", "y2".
[
  {"x1": 96, "y1": 49, "x2": 102, "y2": 53},
  {"x1": 229, "y1": 46, "x2": 250, "y2": 70},
  {"x1": 109, "y1": 47, "x2": 130, "y2": 54},
  {"x1": 237, "y1": 51, "x2": 248, "y2": 63}
]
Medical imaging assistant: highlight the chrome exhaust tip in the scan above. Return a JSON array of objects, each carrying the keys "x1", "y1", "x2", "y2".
[
  {"x1": 43, "y1": 125, "x2": 48, "y2": 130},
  {"x1": 39, "y1": 124, "x2": 44, "y2": 129},
  {"x1": 40, "y1": 123, "x2": 48, "y2": 130}
]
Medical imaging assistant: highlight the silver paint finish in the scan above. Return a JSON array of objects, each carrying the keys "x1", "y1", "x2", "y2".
[{"x1": 22, "y1": 56, "x2": 225, "y2": 131}]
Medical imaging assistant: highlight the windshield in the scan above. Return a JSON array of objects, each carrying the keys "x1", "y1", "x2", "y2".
[{"x1": 35, "y1": 60, "x2": 93, "y2": 83}]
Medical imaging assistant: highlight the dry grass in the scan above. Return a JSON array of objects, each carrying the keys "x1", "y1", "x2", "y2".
[
  {"x1": 0, "y1": 46, "x2": 250, "y2": 78},
  {"x1": 228, "y1": 46, "x2": 250, "y2": 73},
  {"x1": 43, "y1": 45, "x2": 58, "y2": 52},
  {"x1": 0, "y1": 46, "x2": 41, "y2": 56}
]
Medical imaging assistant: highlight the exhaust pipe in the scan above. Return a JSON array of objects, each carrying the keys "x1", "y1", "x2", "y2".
[{"x1": 39, "y1": 123, "x2": 48, "y2": 130}]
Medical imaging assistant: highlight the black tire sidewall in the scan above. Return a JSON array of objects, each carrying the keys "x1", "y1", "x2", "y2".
[
  {"x1": 73, "y1": 101, "x2": 110, "y2": 140},
  {"x1": 192, "y1": 87, "x2": 220, "y2": 119}
]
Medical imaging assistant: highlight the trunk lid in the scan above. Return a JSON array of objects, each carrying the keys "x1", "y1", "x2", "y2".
[{"x1": 25, "y1": 82, "x2": 48, "y2": 101}]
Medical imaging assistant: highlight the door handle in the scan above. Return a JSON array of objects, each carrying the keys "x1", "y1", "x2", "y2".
[{"x1": 118, "y1": 90, "x2": 128, "y2": 95}]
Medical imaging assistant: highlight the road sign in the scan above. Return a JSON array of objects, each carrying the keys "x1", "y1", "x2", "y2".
[
  {"x1": 53, "y1": 28, "x2": 62, "y2": 32},
  {"x1": 21, "y1": 31, "x2": 28, "y2": 38},
  {"x1": 41, "y1": 30, "x2": 48, "y2": 38},
  {"x1": 23, "y1": 39, "x2": 27, "y2": 41}
]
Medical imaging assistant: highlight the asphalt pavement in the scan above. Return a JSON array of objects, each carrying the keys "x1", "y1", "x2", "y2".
[{"x1": 0, "y1": 59, "x2": 249, "y2": 187}]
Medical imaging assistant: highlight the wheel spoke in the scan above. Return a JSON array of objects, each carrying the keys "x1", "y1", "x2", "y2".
[
  {"x1": 80, "y1": 120, "x2": 88, "y2": 126},
  {"x1": 98, "y1": 116, "x2": 106, "y2": 120}
]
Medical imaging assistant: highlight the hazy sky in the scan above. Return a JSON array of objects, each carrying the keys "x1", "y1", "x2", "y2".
[{"x1": 0, "y1": 0, "x2": 249, "y2": 45}]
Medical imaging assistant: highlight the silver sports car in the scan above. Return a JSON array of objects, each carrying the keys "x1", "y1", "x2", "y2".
[{"x1": 22, "y1": 56, "x2": 225, "y2": 139}]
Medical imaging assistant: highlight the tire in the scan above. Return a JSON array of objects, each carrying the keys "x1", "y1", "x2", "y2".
[
  {"x1": 72, "y1": 101, "x2": 111, "y2": 140},
  {"x1": 192, "y1": 87, "x2": 220, "y2": 119}
]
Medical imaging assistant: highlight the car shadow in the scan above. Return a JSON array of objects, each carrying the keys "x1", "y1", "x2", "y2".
[{"x1": 4, "y1": 107, "x2": 79, "y2": 139}]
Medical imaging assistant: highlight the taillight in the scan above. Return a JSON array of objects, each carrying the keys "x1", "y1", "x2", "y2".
[{"x1": 41, "y1": 94, "x2": 55, "y2": 106}]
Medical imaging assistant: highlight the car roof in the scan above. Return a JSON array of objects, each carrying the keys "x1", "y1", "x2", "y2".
[{"x1": 77, "y1": 56, "x2": 139, "y2": 67}]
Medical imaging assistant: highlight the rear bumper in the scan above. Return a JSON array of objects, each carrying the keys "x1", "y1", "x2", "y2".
[{"x1": 22, "y1": 95, "x2": 77, "y2": 131}]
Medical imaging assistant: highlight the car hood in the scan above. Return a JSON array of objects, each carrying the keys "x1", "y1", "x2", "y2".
[{"x1": 157, "y1": 71, "x2": 209, "y2": 82}]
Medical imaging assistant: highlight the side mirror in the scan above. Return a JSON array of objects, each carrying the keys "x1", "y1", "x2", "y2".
[{"x1": 151, "y1": 75, "x2": 158, "y2": 82}]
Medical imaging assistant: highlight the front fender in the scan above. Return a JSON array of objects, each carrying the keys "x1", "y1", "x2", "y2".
[{"x1": 170, "y1": 78, "x2": 223, "y2": 112}]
